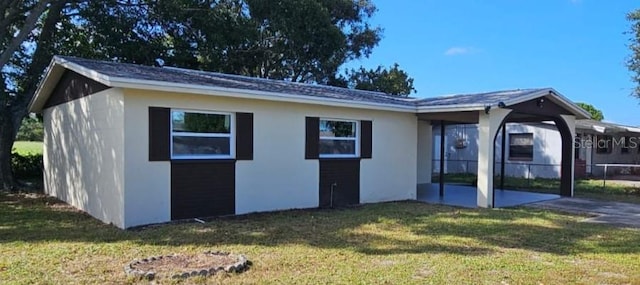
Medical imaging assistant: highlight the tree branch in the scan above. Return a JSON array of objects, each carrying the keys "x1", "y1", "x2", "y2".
[
  {"x1": 13, "y1": 0, "x2": 65, "y2": 116},
  {"x1": 0, "y1": 0, "x2": 52, "y2": 70}
]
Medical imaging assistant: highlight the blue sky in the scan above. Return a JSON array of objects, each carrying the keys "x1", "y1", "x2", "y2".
[{"x1": 344, "y1": 0, "x2": 640, "y2": 125}]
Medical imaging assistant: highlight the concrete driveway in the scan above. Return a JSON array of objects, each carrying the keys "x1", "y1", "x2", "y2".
[{"x1": 528, "y1": 198, "x2": 640, "y2": 228}]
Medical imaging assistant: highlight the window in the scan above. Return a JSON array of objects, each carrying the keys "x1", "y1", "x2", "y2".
[
  {"x1": 319, "y1": 119, "x2": 358, "y2": 157},
  {"x1": 509, "y1": 133, "x2": 533, "y2": 161},
  {"x1": 596, "y1": 135, "x2": 612, "y2": 154},
  {"x1": 171, "y1": 110, "x2": 234, "y2": 159}
]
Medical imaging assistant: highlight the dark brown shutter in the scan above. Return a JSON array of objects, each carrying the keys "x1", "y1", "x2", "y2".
[
  {"x1": 236, "y1": 112, "x2": 254, "y2": 160},
  {"x1": 305, "y1": 117, "x2": 319, "y2": 159},
  {"x1": 149, "y1": 107, "x2": 170, "y2": 161},
  {"x1": 360, "y1": 120, "x2": 372, "y2": 159}
]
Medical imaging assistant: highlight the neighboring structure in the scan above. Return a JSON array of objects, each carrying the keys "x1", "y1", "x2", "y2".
[
  {"x1": 436, "y1": 120, "x2": 640, "y2": 179},
  {"x1": 28, "y1": 56, "x2": 589, "y2": 228},
  {"x1": 575, "y1": 120, "x2": 640, "y2": 177}
]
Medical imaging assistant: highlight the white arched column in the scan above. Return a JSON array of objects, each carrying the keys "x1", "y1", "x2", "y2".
[{"x1": 477, "y1": 108, "x2": 511, "y2": 208}]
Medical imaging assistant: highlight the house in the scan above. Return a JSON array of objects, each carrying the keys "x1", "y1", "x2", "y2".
[
  {"x1": 575, "y1": 120, "x2": 640, "y2": 177},
  {"x1": 436, "y1": 120, "x2": 640, "y2": 179},
  {"x1": 28, "y1": 56, "x2": 590, "y2": 229}
]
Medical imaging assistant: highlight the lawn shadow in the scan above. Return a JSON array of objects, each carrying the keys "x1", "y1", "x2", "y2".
[{"x1": 2, "y1": 192, "x2": 639, "y2": 257}]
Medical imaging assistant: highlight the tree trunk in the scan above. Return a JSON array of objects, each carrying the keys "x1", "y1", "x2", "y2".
[
  {"x1": 0, "y1": 108, "x2": 17, "y2": 190},
  {"x1": 0, "y1": 0, "x2": 64, "y2": 191}
]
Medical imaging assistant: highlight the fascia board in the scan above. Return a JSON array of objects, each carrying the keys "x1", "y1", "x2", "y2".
[{"x1": 109, "y1": 77, "x2": 418, "y2": 113}]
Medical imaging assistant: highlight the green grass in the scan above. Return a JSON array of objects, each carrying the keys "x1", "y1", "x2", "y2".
[
  {"x1": 1, "y1": 192, "x2": 639, "y2": 284},
  {"x1": 12, "y1": 141, "x2": 43, "y2": 155},
  {"x1": 435, "y1": 173, "x2": 640, "y2": 203}
]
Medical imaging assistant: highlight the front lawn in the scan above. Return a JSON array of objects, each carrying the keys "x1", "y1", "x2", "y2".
[
  {"x1": 12, "y1": 141, "x2": 43, "y2": 155},
  {"x1": 1, "y1": 192, "x2": 639, "y2": 284}
]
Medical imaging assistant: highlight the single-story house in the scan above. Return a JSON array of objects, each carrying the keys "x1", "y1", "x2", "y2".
[
  {"x1": 28, "y1": 56, "x2": 590, "y2": 229},
  {"x1": 436, "y1": 120, "x2": 640, "y2": 179}
]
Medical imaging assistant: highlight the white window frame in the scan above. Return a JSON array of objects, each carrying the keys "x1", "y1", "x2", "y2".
[
  {"x1": 170, "y1": 109, "x2": 235, "y2": 160},
  {"x1": 319, "y1": 118, "x2": 359, "y2": 158}
]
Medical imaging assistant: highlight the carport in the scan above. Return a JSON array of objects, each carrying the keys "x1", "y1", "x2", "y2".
[{"x1": 415, "y1": 88, "x2": 591, "y2": 208}]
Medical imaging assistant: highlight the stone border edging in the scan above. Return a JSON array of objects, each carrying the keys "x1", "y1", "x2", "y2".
[{"x1": 124, "y1": 251, "x2": 251, "y2": 280}]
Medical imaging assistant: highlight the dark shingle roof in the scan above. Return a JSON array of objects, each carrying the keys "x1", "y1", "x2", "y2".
[
  {"x1": 414, "y1": 89, "x2": 545, "y2": 107},
  {"x1": 58, "y1": 56, "x2": 417, "y2": 107},
  {"x1": 50, "y1": 56, "x2": 574, "y2": 115}
]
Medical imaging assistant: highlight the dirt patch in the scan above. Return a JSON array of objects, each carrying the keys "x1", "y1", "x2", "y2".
[
  {"x1": 125, "y1": 251, "x2": 250, "y2": 280},
  {"x1": 135, "y1": 254, "x2": 237, "y2": 273}
]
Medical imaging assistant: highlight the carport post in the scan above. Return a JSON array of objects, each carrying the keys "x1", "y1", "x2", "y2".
[
  {"x1": 500, "y1": 124, "x2": 506, "y2": 190},
  {"x1": 477, "y1": 108, "x2": 511, "y2": 208},
  {"x1": 439, "y1": 121, "x2": 445, "y2": 197}
]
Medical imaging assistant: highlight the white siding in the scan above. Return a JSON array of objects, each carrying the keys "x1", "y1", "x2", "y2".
[
  {"x1": 43, "y1": 88, "x2": 125, "y2": 228},
  {"x1": 437, "y1": 123, "x2": 563, "y2": 178},
  {"x1": 122, "y1": 89, "x2": 417, "y2": 227}
]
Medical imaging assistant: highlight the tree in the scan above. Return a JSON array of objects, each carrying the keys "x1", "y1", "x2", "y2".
[
  {"x1": 628, "y1": 10, "x2": 640, "y2": 98},
  {"x1": 152, "y1": 0, "x2": 381, "y2": 84},
  {"x1": 1, "y1": 0, "x2": 65, "y2": 189},
  {"x1": 576, "y1": 102, "x2": 604, "y2": 121},
  {"x1": 16, "y1": 116, "x2": 43, "y2": 141},
  {"x1": 0, "y1": 0, "x2": 389, "y2": 189},
  {"x1": 340, "y1": 63, "x2": 416, "y2": 96}
]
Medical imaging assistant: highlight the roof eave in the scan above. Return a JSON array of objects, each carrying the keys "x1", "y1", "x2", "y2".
[
  {"x1": 29, "y1": 56, "x2": 115, "y2": 113},
  {"x1": 110, "y1": 77, "x2": 418, "y2": 113}
]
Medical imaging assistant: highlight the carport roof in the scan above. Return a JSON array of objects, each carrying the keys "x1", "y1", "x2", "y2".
[
  {"x1": 28, "y1": 56, "x2": 590, "y2": 119},
  {"x1": 576, "y1": 119, "x2": 640, "y2": 134}
]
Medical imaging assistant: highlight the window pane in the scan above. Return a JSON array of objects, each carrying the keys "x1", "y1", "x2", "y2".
[
  {"x1": 172, "y1": 111, "x2": 230, "y2": 133},
  {"x1": 509, "y1": 146, "x2": 533, "y2": 159},
  {"x1": 319, "y1": 139, "x2": 356, "y2": 155},
  {"x1": 509, "y1": 134, "x2": 532, "y2": 146},
  {"x1": 320, "y1": 120, "x2": 355, "y2": 138},
  {"x1": 509, "y1": 133, "x2": 533, "y2": 160},
  {"x1": 173, "y1": 136, "x2": 230, "y2": 156}
]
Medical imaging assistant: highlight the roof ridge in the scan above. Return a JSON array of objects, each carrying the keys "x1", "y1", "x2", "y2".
[{"x1": 163, "y1": 65, "x2": 396, "y2": 97}]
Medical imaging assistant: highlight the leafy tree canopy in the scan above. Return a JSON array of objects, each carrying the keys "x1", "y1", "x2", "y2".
[
  {"x1": 337, "y1": 63, "x2": 416, "y2": 96},
  {"x1": 627, "y1": 10, "x2": 640, "y2": 98},
  {"x1": 0, "y1": 0, "x2": 415, "y2": 189},
  {"x1": 576, "y1": 102, "x2": 604, "y2": 121}
]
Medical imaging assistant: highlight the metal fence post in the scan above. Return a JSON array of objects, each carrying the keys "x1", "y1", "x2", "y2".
[
  {"x1": 603, "y1": 164, "x2": 607, "y2": 189},
  {"x1": 527, "y1": 164, "x2": 531, "y2": 188}
]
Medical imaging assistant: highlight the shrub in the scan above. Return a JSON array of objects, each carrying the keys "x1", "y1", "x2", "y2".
[{"x1": 11, "y1": 152, "x2": 43, "y2": 179}]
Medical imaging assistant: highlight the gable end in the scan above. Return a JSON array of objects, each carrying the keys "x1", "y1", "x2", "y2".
[{"x1": 43, "y1": 70, "x2": 109, "y2": 109}]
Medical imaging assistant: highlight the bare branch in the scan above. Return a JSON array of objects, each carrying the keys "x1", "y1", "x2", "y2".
[{"x1": 0, "y1": 0, "x2": 52, "y2": 69}]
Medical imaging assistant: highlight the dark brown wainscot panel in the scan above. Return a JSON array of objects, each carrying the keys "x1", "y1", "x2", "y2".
[
  {"x1": 171, "y1": 160, "x2": 235, "y2": 220},
  {"x1": 319, "y1": 159, "x2": 360, "y2": 208}
]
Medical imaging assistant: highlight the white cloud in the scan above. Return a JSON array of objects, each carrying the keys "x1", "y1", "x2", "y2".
[{"x1": 444, "y1": 46, "x2": 479, "y2": 56}]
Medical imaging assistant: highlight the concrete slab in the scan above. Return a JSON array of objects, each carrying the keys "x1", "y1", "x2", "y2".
[
  {"x1": 417, "y1": 183, "x2": 560, "y2": 208},
  {"x1": 528, "y1": 198, "x2": 640, "y2": 228}
]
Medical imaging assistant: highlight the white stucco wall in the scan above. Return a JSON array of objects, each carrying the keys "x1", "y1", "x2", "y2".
[
  {"x1": 122, "y1": 89, "x2": 417, "y2": 227},
  {"x1": 43, "y1": 88, "x2": 125, "y2": 228},
  {"x1": 437, "y1": 122, "x2": 564, "y2": 178}
]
